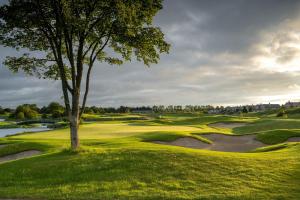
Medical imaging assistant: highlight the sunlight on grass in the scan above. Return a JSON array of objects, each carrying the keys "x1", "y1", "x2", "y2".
[{"x1": 0, "y1": 113, "x2": 299, "y2": 200}]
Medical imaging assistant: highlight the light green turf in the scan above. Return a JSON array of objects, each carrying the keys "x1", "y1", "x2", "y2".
[
  {"x1": 0, "y1": 120, "x2": 19, "y2": 128},
  {"x1": 12, "y1": 122, "x2": 204, "y2": 139},
  {"x1": 0, "y1": 113, "x2": 299, "y2": 200}
]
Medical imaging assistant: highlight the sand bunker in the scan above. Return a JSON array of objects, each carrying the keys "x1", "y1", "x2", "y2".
[
  {"x1": 208, "y1": 122, "x2": 247, "y2": 129},
  {"x1": 0, "y1": 150, "x2": 41, "y2": 163},
  {"x1": 152, "y1": 134, "x2": 267, "y2": 152},
  {"x1": 202, "y1": 134, "x2": 266, "y2": 152},
  {"x1": 287, "y1": 137, "x2": 300, "y2": 142},
  {"x1": 153, "y1": 137, "x2": 211, "y2": 149}
]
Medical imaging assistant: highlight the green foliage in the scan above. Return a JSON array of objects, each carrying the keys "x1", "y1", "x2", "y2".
[
  {"x1": 0, "y1": 0, "x2": 170, "y2": 79},
  {"x1": 46, "y1": 102, "x2": 65, "y2": 118},
  {"x1": 16, "y1": 112, "x2": 25, "y2": 120},
  {"x1": 0, "y1": 107, "x2": 4, "y2": 115},
  {"x1": 47, "y1": 102, "x2": 64, "y2": 113},
  {"x1": 277, "y1": 108, "x2": 287, "y2": 117},
  {"x1": 15, "y1": 104, "x2": 38, "y2": 120},
  {"x1": 41, "y1": 113, "x2": 48, "y2": 119},
  {"x1": 0, "y1": 1, "x2": 170, "y2": 149}
]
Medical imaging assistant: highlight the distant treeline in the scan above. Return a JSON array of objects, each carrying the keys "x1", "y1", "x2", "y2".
[
  {"x1": 0, "y1": 102, "x2": 65, "y2": 120},
  {"x1": 77, "y1": 105, "x2": 214, "y2": 114},
  {"x1": 0, "y1": 103, "x2": 215, "y2": 120}
]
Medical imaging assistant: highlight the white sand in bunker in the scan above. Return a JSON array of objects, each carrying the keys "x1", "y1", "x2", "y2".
[
  {"x1": 287, "y1": 137, "x2": 300, "y2": 142},
  {"x1": 0, "y1": 150, "x2": 41, "y2": 163},
  {"x1": 152, "y1": 134, "x2": 267, "y2": 152},
  {"x1": 208, "y1": 122, "x2": 247, "y2": 129}
]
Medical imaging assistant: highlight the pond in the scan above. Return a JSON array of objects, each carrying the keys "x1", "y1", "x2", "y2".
[{"x1": 0, "y1": 124, "x2": 51, "y2": 138}]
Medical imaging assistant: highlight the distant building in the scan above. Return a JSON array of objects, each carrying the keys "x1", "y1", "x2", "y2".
[
  {"x1": 284, "y1": 101, "x2": 300, "y2": 108},
  {"x1": 254, "y1": 103, "x2": 280, "y2": 111},
  {"x1": 207, "y1": 102, "x2": 280, "y2": 115}
]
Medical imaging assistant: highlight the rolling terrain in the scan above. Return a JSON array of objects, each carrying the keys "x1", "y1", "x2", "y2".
[{"x1": 0, "y1": 113, "x2": 299, "y2": 200}]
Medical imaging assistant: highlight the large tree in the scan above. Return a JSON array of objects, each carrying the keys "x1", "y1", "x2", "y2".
[{"x1": 0, "y1": 0, "x2": 170, "y2": 149}]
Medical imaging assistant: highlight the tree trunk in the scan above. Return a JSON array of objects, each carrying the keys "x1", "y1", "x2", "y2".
[
  {"x1": 70, "y1": 88, "x2": 81, "y2": 150},
  {"x1": 70, "y1": 114, "x2": 79, "y2": 150}
]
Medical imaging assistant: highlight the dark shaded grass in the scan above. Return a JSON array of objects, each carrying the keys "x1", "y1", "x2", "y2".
[{"x1": 0, "y1": 146, "x2": 300, "y2": 200}]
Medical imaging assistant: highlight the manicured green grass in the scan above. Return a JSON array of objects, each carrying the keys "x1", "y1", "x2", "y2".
[
  {"x1": 149, "y1": 114, "x2": 257, "y2": 127},
  {"x1": 12, "y1": 122, "x2": 203, "y2": 140},
  {"x1": 0, "y1": 114, "x2": 299, "y2": 200},
  {"x1": 0, "y1": 143, "x2": 299, "y2": 200},
  {"x1": 0, "y1": 141, "x2": 53, "y2": 157},
  {"x1": 82, "y1": 113, "x2": 148, "y2": 121},
  {"x1": 233, "y1": 118, "x2": 300, "y2": 134},
  {"x1": 0, "y1": 120, "x2": 19, "y2": 129},
  {"x1": 255, "y1": 129, "x2": 300, "y2": 144},
  {"x1": 252, "y1": 142, "x2": 299, "y2": 152},
  {"x1": 0, "y1": 120, "x2": 40, "y2": 129}
]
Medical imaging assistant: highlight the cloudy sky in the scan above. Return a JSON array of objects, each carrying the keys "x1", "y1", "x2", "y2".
[{"x1": 1, "y1": 0, "x2": 300, "y2": 107}]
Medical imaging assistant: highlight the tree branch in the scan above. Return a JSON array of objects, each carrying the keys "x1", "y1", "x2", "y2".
[{"x1": 80, "y1": 33, "x2": 111, "y2": 117}]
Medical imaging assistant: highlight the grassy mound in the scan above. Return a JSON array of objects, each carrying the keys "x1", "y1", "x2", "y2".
[
  {"x1": 233, "y1": 118, "x2": 300, "y2": 134},
  {"x1": 255, "y1": 129, "x2": 300, "y2": 144},
  {"x1": 0, "y1": 143, "x2": 300, "y2": 200},
  {"x1": 0, "y1": 113, "x2": 299, "y2": 199}
]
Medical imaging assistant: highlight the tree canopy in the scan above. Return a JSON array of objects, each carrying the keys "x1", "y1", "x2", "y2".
[
  {"x1": 0, "y1": 0, "x2": 170, "y2": 149},
  {"x1": 0, "y1": 0, "x2": 169, "y2": 112}
]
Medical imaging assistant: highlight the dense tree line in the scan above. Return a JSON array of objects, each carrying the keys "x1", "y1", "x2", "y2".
[
  {"x1": 83, "y1": 105, "x2": 214, "y2": 114},
  {"x1": 1, "y1": 104, "x2": 216, "y2": 120},
  {"x1": 0, "y1": 106, "x2": 12, "y2": 115},
  {"x1": 0, "y1": 102, "x2": 66, "y2": 120}
]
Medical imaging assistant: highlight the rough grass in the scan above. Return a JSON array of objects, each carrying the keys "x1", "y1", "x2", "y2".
[{"x1": 0, "y1": 113, "x2": 299, "y2": 200}]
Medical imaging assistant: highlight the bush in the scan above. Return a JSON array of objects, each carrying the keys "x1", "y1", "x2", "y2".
[
  {"x1": 52, "y1": 110, "x2": 64, "y2": 118},
  {"x1": 277, "y1": 109, "x2": 287, "y2": 117},
  {"x1": 0, "y1": 107, "x2": 4, "y2": 115},
  {"x1": 42, "y1": 102, "x2": 66, "y2": 118},
  {"x1": 25, "y1": 109, "x2": 38, "y2": 119},
  {"x1": 16, "y1": 112, "x2": 25, "y2": 120},
  {"x1": 15, "y1": 104, "x2": 38, "y2": 119}
]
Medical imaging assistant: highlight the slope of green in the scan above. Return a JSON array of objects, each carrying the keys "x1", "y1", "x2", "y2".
[
  {"x1": 233, "y1": 118, "x2": 300, "y2": 134},
  {"x1": 0, "y1": 142, "x2": 299, "y2": 200},
  {"x1": 82, "y1": 113, "x2": 148, "y2": 121},
  {"x1": 11, "y1": 122, "x2": 203, "y2": 140},
  {"x1": 0, "y1": 120, "x2": 20, "y2": 129},
  {"x1": 149, "y1": 114, "x2": 257, "y2": 127},
  {"x1": 255, "y1": 129, "x2": 300, "y2": 144},
  {"x1": 0, "y1": 114, "x2": 299, "y2": 200}
]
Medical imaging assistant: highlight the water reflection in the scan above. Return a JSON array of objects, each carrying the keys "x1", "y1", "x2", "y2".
[{"x1": 0, "y1": 124, "x2": 51, "y2": 138}]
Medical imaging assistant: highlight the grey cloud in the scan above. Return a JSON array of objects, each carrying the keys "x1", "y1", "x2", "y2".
[
  {"x1": 158, "y1": 0, "x2": 300, "y2": 54},
  {"x1": 1, "y1": 0, "x2": 300, "y2": 107}
]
